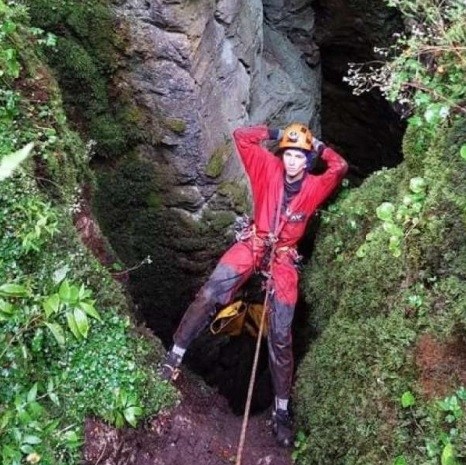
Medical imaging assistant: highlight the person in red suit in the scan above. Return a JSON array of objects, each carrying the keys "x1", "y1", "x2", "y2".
[{"x1": 160, "y1": 123, "x2": 348, "y2": 446}]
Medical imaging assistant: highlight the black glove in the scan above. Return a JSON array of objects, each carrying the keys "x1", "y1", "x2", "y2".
[
  {"x1": 312, "y1": 137, "x2": 326, "y2": 157},
  {"x1": 268, "y1": 128, "x2": 284, "y2": 141}
]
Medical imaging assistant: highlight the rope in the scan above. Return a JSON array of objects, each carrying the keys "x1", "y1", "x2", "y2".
[{"x1": 235, "y1": 281, "x2": 271, "y2": 465}]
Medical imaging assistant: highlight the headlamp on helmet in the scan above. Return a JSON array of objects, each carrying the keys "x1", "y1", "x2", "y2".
[{"x1": 278, "y1": 123, "x2": 313, "y2": 152}]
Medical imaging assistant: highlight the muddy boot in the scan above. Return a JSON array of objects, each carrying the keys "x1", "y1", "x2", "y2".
[
  {"x1": 158, "y1": 350, "x2": 182, "y2": 382},
  {"x1": 272, "y1": 409, "x2": 293, "y2": 448}
]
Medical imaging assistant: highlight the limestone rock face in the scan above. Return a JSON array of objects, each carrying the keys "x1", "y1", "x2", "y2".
[
  {"x1": 114, "y1": 0, "x2": 319, "y2": 211},
  {"x1": 105, "y1": 0, "x2": 320, "y2": 384}
]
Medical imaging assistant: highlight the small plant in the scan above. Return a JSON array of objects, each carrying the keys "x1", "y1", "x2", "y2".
[
  {"x1": 42, "y1": 278, "x2": 102, "y2": 342},
  {"x1": 396, "y1": 388, "x2": 466, "y2": 465},
  {"x1": 460, "y1": 145, "x2": 466, "y2": 161},
  {"x1": 344, "y1": 0, "x2": 466, "y2": 119},
  {"x1": 292, "y1": 430, "x2": 311, "y2": 464},
  {"x1": 104, "y1": 389, "x2": 143, "y2": 428},
  {"x1": 357, "y1": 176, "x2": 428, "y2": 257}
]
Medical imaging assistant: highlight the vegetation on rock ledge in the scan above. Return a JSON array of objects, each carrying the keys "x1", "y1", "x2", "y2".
[
  {"x1": 0, "y1": 4, "x2": 175, "y2": 464},
  {"x1": 296, "y1": 0, "x2": 466, "y2": 463}
]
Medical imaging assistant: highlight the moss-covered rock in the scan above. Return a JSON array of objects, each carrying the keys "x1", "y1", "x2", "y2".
[
  {"x1": 205, "y1": 141, "x2": 232, "y2": 178},
  {"x1": 218, "y1": 179, "x2": 251, "y2": 214},
  {"x1": 164, "y1": 117, "x2": 187, "y2": 134},
  {"x1": 23, "y1": 0, "x2": 137, "y2": 159},
  {"x1": 93, "y1": 155, "x2": 231, "y2": 344},
  {"x1": 295, "y1": 114, "x2": 466, "y2": 464},
  {"x1": 0, "y1": 5, "x2": 176, "y2": 463}
]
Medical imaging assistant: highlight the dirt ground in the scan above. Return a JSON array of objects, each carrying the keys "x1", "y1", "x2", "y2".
[{"x1": 84, "y1": 371, "x2": 293, "y2": 465}]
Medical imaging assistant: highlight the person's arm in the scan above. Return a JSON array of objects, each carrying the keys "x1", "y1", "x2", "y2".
[
  {"x1": 311, "y1": 140, "x2": 348, "y2": 207},
  {"x1": 232, "y1": 125, "x2": 278, "y2": 180}
]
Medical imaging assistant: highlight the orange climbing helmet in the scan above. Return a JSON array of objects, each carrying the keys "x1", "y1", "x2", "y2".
[{"x1": 278, "y1": 122, "x2": 313, "y2": 152}]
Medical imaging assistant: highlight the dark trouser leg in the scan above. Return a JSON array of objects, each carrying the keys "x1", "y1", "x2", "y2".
[
  {"x1": 173, "y1": 242, "x2": 256, "y2": 349},
  {"x1": 267, "y1": 298, "x2": 296, "y2": 399},
  {"x1": 267, "y1": 257, "x2": 298, "y2": 400}
]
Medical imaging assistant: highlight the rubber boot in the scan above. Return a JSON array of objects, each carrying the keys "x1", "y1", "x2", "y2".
[
  {"x1": 272, "y1": 409, "x2": 293, "y2": 448},
  {"x1": 158, "y1": 350, "x2": 182, "y2": 382}
]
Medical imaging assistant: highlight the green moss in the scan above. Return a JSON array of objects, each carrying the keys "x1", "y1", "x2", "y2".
[
  {"x1": 200, "y1": 209, "x2": 236, "y2": 234},
  {"x1": 164, "y1": 117, "x2": 186, "y2": 134},
  {"x1": 0, "y1": 6, "x2": 176, "y2": 462},
  {"x1": 295, "y1": 312, "x2": 417, "y2": 465},
  {"x1": 147, "y1": 191, "x2": 164, "y2": 210},
  {"x1": 218, "y1": 180, "x2": 251, "y2": 214},
  {"x1": 23, "y1": 0, "x2": 139, "y2": 159},
  {"x1": 296, "y1": 115, "x2": 466, "y2": 464},
  {"x1": 303, "y1": 167, "x2": 402, "y2": 331},
  {"x1": 205, "y1": 142, "x2": 232, "y2": 178}
]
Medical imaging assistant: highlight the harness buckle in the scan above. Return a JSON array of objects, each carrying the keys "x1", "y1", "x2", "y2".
[{"x1": 234, "y1": 214, "x2": 253, "y2": 242}]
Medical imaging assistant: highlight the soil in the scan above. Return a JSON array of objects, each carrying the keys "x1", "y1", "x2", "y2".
[
  {"x1": 84, "y1": 371, "x2": 293, "y2": 465},
  {"x1": 415, "y1": 333, "x2": 466, "y2": 399}
]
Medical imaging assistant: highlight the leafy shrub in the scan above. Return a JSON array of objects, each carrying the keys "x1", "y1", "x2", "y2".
[
  {"x1": 345, "y1": 0, "x2": 466, "y2": 119},
  {"x1": 0, "y1": 4, "x2": 176, "y2": 464}
]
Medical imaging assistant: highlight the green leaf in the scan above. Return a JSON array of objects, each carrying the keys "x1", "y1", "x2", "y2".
[
  {"x1": 20, "y1": 444, "x2": 35, "y2": 454},
  {"x1": 0, "y1": 299, "x2": 15, "y2": 314},
  {"x1": 23, "y1": 435, "x2": 42, "y2": 445},
  {"x1": 392, "y1": 248, "x2": 402, "y2": 258},
  {"x1": 27, "y1": 383, "x2": 38, "y2": 403},
  {"x1": 356, "y1": 244, "x2": 367, "y2": 258},
  {"x1": 456, "y1": 387, "x2": 466, "y2": 401},
  {"x1": 460, "y1": 145, "x2": 466, "y2": 161},
  {"x1": 115, "y1": 412, "x2": 125, "y2": 428},
  {"x1": 45, "y1": 322, "x2": 65, "y2": 346},
  {"x1": 401, "y1": 391, "x2": 415, "y2": 408},
  {"x1": 59, "y1": 280, "x2": 72, "y2": 302},
  {"x1": 68, "y1": 285, "x2": 80, "y2": 304},
  {"x1": 28, "y1": 400, "x2": 43, "y2": 418},
  {"x1": 0, "y1": 283, "x2": 28, "y2": 297},
  {"x1": 409, "y1": 177, "x2": 426, "y2": 194},
  {"x1": 393, "y1": 456, "x2": 408, "y2": 465},
  {"x1": 424, "y1": 104, "x2": 440, "y2": 124},
  {"x1": 124, "y1": 406, "x2": 142, "y2": 427},
  {"x1": 48, "y1": 392, "x2": 60, "y2": 406},
  {"x1": 376, "y1": 202, "x2": 395, "y2": 221},
  {"x1": 426, "y1": 440, "x2": 440, "y2": 458},
  {"x1": 389, "y1": 235, "x2": 402, "y2": 257},
  {"x1": 0, "y1": 410, "x2": 13, "y2": 430},
  {"x1": 383, "y1": 222, "x2": 403, "y2": 237},
  {"x1": 441, "y1": 443, "x2": 459, "y2": 465},
  {"x1": 0, "y1": 143, "x2": 34, "y2": 181},
  {"x1": 118, "y1": 389, "x2": 128, "y2": 407},
  {"x1": 79, "y1": 301, "x2": 101, "y2": 321},
  {"x1": 74, "y1": 308, "x2": 89, "y2": 338},
  {"x1": 43, "y1": 293, "x2": 60, "y2": 318},
  {"x1": 66, "y1": 312, "x2": 81, "y2": 340},
  {"x1": 78, "y1": 284, "x2": 92, "y2": 300},
  {"x1": 18, "y1": 409, "x2": 32, "y2": 424},
  {"x1": 2, "y1": 444, "x2": 20, "y2": 461}
]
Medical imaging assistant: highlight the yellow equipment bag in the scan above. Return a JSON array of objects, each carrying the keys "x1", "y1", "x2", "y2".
[{"x1": 210, "y1": 300, "x2": 268, "y2": 338}]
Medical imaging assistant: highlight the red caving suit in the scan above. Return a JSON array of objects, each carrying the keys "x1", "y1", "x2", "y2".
[{"x1": 174, "y1": 125, "x2": 348, "y2": 399}]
